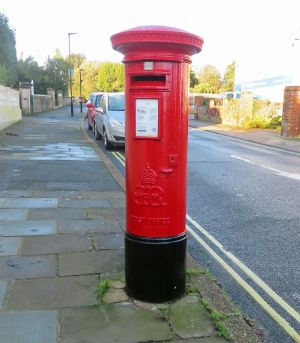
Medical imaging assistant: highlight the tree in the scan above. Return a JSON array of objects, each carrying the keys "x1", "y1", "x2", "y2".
[
  {"x1": 190, "y1": 67, "x2": 199, "y2": 88},
  {"x1": 194, "y1": 64, "x2": 222, "y2": 93},
  {"x1": 0, "y1": 13, "x2": 17, "y2": 86},
  {"x1": 17, "y1": 56, "x2": 47, "y2": 94},
  {"x1": 45, "y1": 55, "x2": 69, "y2": 95},
  {"x1": 68, "y1": 53, "x2": 86, "y2": 69},
  {"x1": 75, "y1": 61, "x2": 100, "y2": 98},
  {"x1": 223, "y1": 61, "x2": 236, "y2": 92},
  {"x1": 96, "y1": 62, "x2": 124, "y2": 92}
]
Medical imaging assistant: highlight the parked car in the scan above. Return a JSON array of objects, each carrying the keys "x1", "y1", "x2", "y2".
[
  {"x1": 94, "y1": 92, "x2": 125, "y2": 149},
  {"x1": 86, "y1": 92, "x2": 104, "y2": 131}
]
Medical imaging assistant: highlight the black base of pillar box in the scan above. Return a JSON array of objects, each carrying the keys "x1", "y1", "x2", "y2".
[{"x1": 125, "y1": 232, "x2": 187, "y2": 303}]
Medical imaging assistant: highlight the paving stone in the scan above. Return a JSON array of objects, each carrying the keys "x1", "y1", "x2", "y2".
[
  {"x1": 79, "y1": 191, "x2": 125, "y2": 199},
  {"x1": 58, "y1": 219, "x2": 122, "y2": 234},
  {"x1": 28, "y1": 208, "x2": 86, "y2": 220},
  {"x1": 4, "y1": 275, "x2": 99, "y2": 310},
  {"x1": 0, "y1": 310, "x2": 57, "y2": 343},
  {"x1": 60, "y1": 303, "x2": 172, "y2": 343},
  {"x1": 0, "y1": 190, "x2": 31, "y2": 198},
  {"x1": 0, "y1": 281, "x2": 7, "y2": 309},
  {"x1": 59, "y1": 250, "x2": 124, "y2": 276},
  {"x1": 31, "y1": 190, "x2": 79, "y2": 198},
  {"x1": 0, "y1": 220, "x2": 57, "y2": 236},
  {"x1": 0, "y1": 237, "x2": 21, "y2": 256},
  {"x1": 93, "y1": 233, "x2": 124, "y2": 250},
  {"x1": 86, "y1": 207, "x2": 125, "y2": 220},
  {"x1": 21, "y1": 234, "x2": 92, "y2": 255},
  {"x1": 0, "y1": 255, "x2": 57, "y2": 280},
  {"x1": 0, "y1": 209, "x2": 28, "y2": 221},
  {"x1": 169, "y1": 295, "x2": 215, "y2": 339},
  {"x1": 59, "y1": 198, "x2": 111, "y2": 208},
  {"x1": 102, "y1": 288, "x2": 129, "y2": 304},
  {"x1": 110, "y1": 280, "x2": 125, "y2": 289},
  {"x1": 108, "y1": 198, "x2": 125, "y2": 208},
  {"x1": 0, "y1": 198, "x2": 58, "y2": 208}
]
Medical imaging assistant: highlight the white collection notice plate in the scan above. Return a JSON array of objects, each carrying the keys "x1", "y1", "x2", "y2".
[{"x1": 136, "y1": 99, "x2": 158, "y2": 137}]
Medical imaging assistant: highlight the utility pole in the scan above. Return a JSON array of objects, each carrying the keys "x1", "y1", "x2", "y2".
[
  {"x1": 68, "y1": 32, "x2": 77, "y2": 116},
  {"x1": 79, "y1": 69, "x2": 84, "y2": 113}
]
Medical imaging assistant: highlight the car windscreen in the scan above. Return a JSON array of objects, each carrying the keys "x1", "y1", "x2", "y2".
[{"x1": 108, "y1": 94, "x2": 124, "y2": 111}]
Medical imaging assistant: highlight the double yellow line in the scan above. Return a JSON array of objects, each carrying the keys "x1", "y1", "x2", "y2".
[
  {"x1": 112, "y1": 151, "x2": 125, "y2": 166},
  {"x1": 111, "y1": 151, "x2": 300, "y2": 342},
  {"x1": 186, "y1": 217, "x2": 300, "y2": 342}
]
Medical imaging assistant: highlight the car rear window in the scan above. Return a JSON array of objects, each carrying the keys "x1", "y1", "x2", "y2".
[{"x1": 108, "y1": 94, "x2": 124, "y2": 111}]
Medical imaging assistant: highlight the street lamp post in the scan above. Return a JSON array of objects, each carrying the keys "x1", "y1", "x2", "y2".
[
  {"x1": 68, "y1": 32, "x2": 77, "y2": 116},
  {"x1": 79, "y1": 69, "x2": 84, "y2": 113}
]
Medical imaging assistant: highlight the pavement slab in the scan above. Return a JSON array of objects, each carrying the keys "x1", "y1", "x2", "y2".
[
  {"x1": 0, "y1": 237, "x2": 21, "y2": 256},
  {"x1": 28, "y1": 208, "x2": 86, "y2": 220},
  {"x1": 0, "y1": 198, "x2": 58, "y2": 208},
  {"x1": 0, "y1": 209, "x2": 28, "y2": 221},
  {"x1": 0, "y1": 190, "x2": 31, "y2": 198},
  {"x1": 0, "y1": 310, "x2": 57, "y2": 343},
  {"x1": 0, "y1": 255, "x2": 57, "y2": 280},
  {"x1": 21, "y1": 233, "x2": 92, "y2": 255},
  {"x1": 60, "y1": 303, "x2": 172, "y2": 343},
  {"x1": 59, "y1": 198, "x2": 111, "y2": 208},
  {"x1": 86, "y1": 207, "x2": 125, "y2": 220},
  {"x1": 0, "y1": 281, "x2": 7, "y2": 309},
  {"x1": 169, "y1": 295, "x2": 215, "y2": 339},
  {"x1": 59, "y1": 250, "x2": 124, "y2": 276},
  {"x1": 4, "y1": 275, "x2": 99, "y2": 310},
  {"x1": 0, "y1": 220, "x2": 57, "y2": 236},
  {"x1": 58, "y1": 219, "x2": 122, "y2": 234},
  {"x1": 92, "y1": 233, "x2": 124, "y2": 250}
]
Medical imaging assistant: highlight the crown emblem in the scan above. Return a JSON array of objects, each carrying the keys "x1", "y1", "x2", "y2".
[{"x1": 140, "y1": 163, "x2": 157, "y2": 185}]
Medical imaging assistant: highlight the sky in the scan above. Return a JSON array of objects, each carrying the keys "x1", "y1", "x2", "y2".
[{"x1": 1, "y1": 0, "x2": 300, "y2": 82}]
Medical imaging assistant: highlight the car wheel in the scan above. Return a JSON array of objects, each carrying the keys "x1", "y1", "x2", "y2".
[
  {"x1": 93, "y1": 122, "x2": 102, "y2": 140},
  {"x1": 103, "y1": 129, "x2": 112, "y2": 150}
]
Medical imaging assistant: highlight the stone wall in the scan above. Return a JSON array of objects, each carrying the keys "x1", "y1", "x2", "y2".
[
  {"x1": 0, "y1": 85, "x2": 22, "y2": 131},
  {"x1": 281, "y1": 86, "x2": 300, "y2": 137},
  {"x1": 32, "y1": 95, "x2": 54, "y2": 114}
]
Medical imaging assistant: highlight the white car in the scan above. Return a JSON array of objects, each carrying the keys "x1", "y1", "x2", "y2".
[{"x1": 94, "y1": 92, "x2": 125, "y2": 149}]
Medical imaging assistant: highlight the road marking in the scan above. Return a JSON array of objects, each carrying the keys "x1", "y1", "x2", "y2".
[
  {"x1": 230, "y1": 154, "x2": 300, "y2": 181},
  {"x1": 112, "y1": 152, "x2": 125, "y2": 166},
  {"x1": 115, "y1": 151, "x2": 125, "y2": 162},
  {"x1": 186, "y1": 214, "x2": 300, "y2": 324},
  {"x1": 186, "y1": 224, "x2": 300, "y2": 343}
]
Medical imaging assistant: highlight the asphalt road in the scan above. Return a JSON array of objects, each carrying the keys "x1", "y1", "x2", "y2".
[
  {"x1": 187, "y1": 128, "x2": 300, "y2": 343},
  {"x1": 86, "y1": 120, "x2": 300, "y2": 343}
]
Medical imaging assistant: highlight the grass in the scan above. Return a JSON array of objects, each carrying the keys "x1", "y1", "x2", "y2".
[
  {"x1": 201, "y1": 298, "x2": 231, "y2": 340},
  {"x1": 96, "y1": 279, "x2": 110, "y2": 304}
]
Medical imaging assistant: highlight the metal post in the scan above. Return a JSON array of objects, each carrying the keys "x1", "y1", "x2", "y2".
[
  {"x1": 68, "y1": 32, "x2": 77, "y2": 117},
  {"x1": 79, "y1": 69, "x2": 83, "y2": 113}
]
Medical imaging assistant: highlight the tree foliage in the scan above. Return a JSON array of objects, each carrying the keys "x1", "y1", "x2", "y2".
[
  {"x1": 223, "y1": 61, "x2": 236, "y2": 92},
  {"x1": 0, "y1": 12, "x2": 17, "y2": 86},
  {"x1": 194, "y1": 64, "x2": 222, "y2": 93},
  {"x1": 190, "y1": 67, "x2": 199, "y2": 88},
  {"x1": 96, "y1": 62, "x2": 124, "y2": 92},
  {"x1": 45, "y1": 55, "x2": 69, "y2": 94}
]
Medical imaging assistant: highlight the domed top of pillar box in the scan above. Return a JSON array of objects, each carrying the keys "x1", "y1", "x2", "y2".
[{"x1": 111, "y1": 25, "x2": 204, "y2": 63}]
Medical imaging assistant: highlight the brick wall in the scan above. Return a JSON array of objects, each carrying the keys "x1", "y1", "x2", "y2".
[{"x1": 281, "y1": 86, "x2": 300, "y2": 137}]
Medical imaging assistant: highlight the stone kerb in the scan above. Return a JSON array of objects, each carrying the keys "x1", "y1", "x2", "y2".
[{"x1": 0, "y1": 85, "x2": 22, "y2": 131}]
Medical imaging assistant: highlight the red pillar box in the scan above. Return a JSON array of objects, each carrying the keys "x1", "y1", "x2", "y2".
[{"x1": 111, "y1": 26, "x2": 203, "y2": 302}]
